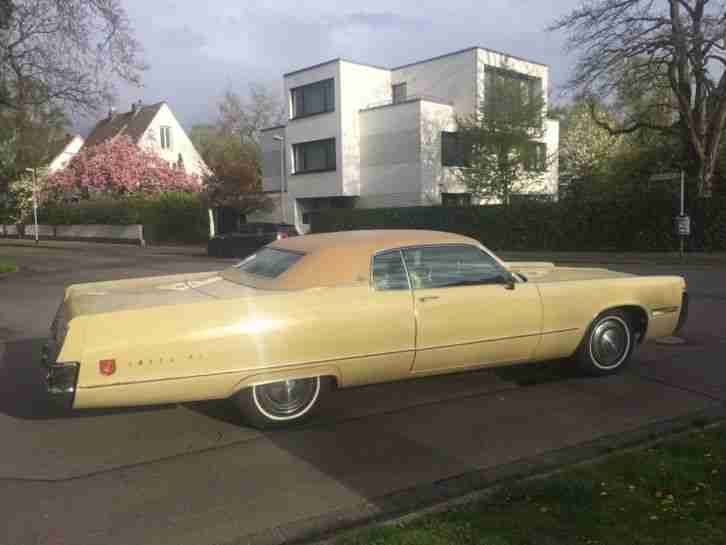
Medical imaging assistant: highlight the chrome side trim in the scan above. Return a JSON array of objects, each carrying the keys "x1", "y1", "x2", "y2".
[
  {"x1": 652, "y1": 306, "x2": 679, "y2": 316},
  {"x1": 416, "y1": 327, "x2": 579, "y2": 353}
]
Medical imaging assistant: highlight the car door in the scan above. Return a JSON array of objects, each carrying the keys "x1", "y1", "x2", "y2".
[{"x1": 404, "y1": 244, "x2": 542, "y2": 373}]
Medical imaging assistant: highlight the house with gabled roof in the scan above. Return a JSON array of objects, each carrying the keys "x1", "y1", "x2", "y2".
[{"x1": 84, "y1": 101, "x2": 208, "y2": 177}]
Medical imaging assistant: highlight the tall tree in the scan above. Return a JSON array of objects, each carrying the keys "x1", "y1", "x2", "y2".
[
  {"x1": 218, "y1": 83, "x2": 285, "y2": 144},
  {"x1": 0, "y1": 0, "x2": 146, "y2": 114},
  {"x1": 550, "y1": 0, "x2": 726, "y2": 196},
  {"x1": 189, "y1": 124, "x2": 271, "y2": 215},
  {"x1": 558, "y1": 99, "x2": 629, "y2": 181},
  {"x1": 454, "y1": 68, "x2": 550, "y2": 204}
]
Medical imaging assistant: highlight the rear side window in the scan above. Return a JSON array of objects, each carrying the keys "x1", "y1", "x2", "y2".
[
  {"x1": 402, "y1": 244, "x2": 506, "y2": 289},
  {"x1": 372, "y1": 251, "x2": 409, "y2": 290},
  {"x1": 237, "y1": 248, "x2": 303, "y2": 278}
]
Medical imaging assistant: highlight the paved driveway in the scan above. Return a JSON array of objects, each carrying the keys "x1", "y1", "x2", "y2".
[{"x1": 1, "y1": 241, "x2": 725, "y2": 545}]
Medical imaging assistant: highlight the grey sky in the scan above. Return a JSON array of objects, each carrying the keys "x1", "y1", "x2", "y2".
[{"x1": 101, "y1": 0, "x2": 580, "y2": 132}]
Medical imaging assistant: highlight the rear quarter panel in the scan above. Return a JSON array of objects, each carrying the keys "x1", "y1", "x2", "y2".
[
  {"x1": 534, "y1": 275, "x2": 685, "y2": 361},
  {"x1": 72, "y1": 284, "x2": 415, "y2": 408}
]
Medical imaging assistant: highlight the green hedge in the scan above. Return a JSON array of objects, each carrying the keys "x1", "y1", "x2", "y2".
[
  {"x1": 310, "y1": 194, "x2": 726, "y2": 252},
  {"x1": 38, "y1": 192, "x2": 209, "y2": 244}
]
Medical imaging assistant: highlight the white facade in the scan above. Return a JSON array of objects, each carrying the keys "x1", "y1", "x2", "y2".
[
  {"x1": 138, "y1": 103, "x2": 208, "y2": 178},
  {"x1": 47, "y1": 135, "x2": 84, "y2": 173},
  {"x1": 258, "y1": 47, "x2": 560, "y2": 233}
]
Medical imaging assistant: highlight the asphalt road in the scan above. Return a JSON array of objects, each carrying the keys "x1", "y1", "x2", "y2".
[{"x1": 1, "y1": 240, "x2": 725, "y2": 545}]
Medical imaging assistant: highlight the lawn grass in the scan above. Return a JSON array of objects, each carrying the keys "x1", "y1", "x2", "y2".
[
  {"x1": 0, "y1": 262, "x2": 17, "y2": 273},
  {"x1": 335, "y1": 424, "x2": 726, "y2": 545}
]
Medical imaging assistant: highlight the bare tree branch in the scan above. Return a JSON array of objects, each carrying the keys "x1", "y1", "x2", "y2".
[
  {"x1": 0, "y1": 0, "x2": 146, "y2": 115},
  {"x1": 549, "y1": 0, "x2": 726, "y2": 194}
]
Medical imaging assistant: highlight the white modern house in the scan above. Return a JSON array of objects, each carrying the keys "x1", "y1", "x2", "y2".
[{"x1": 257, "y1": 46, "x2": 559, "y2": 233}]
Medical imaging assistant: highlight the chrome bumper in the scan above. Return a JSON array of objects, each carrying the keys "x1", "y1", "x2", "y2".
[
  {"x1": 674, "y1": 291, "x2": 689, "y2": 335},
  {"x1": 41, "y1": 342, "x2": 79, "y2": 409}
]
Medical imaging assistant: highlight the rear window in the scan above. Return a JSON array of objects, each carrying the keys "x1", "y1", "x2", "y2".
[{"x1": 235, "y1": 247, "x2": 303, "y2": 278}]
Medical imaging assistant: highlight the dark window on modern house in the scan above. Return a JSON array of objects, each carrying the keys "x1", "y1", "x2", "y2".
[
  {"x1": 291, "y1": 79, "x2": 335, "y2": 118},
  {"x1": 293, "y1": 138, "x2": 336, "y2": 173},
  {"x1": 372, "y1": 251, "x2": 409, "y2": 290},
  {"x1": 484, "y1": 66, "x2": 543, "y2": 127},
  {"x1": 392, "y1": 82, "x2": 407, "y2": 104},
  {"x1": 523, "y1": 142, "x2": 547, "y2": 171},
  {"x1": 441, "y1": 131, "x2": 472, "y2": 167},
  {"x1": 402, "y1": 245, "x2": 507, "y2": 289},
  {"x1": 160, "y1": 126, "x2": 172, "y2": 150},
  {"x1": 441, "y1": 192, "x2": 472, "y2": 207}
]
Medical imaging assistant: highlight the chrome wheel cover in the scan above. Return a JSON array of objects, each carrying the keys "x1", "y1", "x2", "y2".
[
  {"x1": 589, "y1": 316, "x2": 631, "y2": 370},
  {"x1": 252, "y1": 377, "x2": 320, "y2": 421}
]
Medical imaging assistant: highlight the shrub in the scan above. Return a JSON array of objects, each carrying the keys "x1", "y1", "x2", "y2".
[
  {"x1": 37, "y1": 192, "x2": 208, "y2": 244},
  {"x1": 310, "y1": 193, "x2": 726, "y2": 252}
]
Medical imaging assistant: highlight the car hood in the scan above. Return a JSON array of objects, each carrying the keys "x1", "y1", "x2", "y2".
[{"x1": 63, "y1": 271, "x2": 265, "y2": 319}]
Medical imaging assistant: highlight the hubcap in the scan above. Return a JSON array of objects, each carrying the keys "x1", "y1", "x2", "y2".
[
  {"x1": 253, "y1": 377, "x2": 319, "y2": 419},
  {"x1": 590, "y1": 318, "x2": 630, "y2": 369}
]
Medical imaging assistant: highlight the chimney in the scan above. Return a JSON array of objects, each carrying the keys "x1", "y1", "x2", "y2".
[
  {"x1": 108, "y1": 106, "x2": 116, "y2": 120},
  {"x1": 131, "y1": 99, "x2": 143, "y2": 114}
]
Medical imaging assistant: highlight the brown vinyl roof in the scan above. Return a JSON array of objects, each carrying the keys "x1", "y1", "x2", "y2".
[
  {"x1": 84, "y1": 102, "x2": 165, "y2": 147},
  {"x1": 222, "y1": 230, "x2": 484, "y2": 290}
]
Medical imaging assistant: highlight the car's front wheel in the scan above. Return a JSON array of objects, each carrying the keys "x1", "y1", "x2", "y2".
[
  {"x1": 234, "y1": 376, "x2": 323, "y2": 429},
  {"x1": 576, "y1": 310, "x2": 634, "y2": 376}
]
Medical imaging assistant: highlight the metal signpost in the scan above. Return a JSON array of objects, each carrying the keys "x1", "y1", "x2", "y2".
[
  {"x1": 24, "y1": 167, "x2": 39, "y2": 244},
  {"x1": 650, "y1": 171, "x2": 688, "y2": 259}
]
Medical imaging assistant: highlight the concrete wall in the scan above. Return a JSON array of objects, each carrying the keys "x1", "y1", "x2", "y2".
[
  {"x1": 476, "y1": 49, "x2": 549, "y2": 113},
  {"x1": 261, "y1": 127, "x2": 285, "y2": 193},
  {"x1": 339, "y1": 61, "x2": 391, "y2": 197},
  {"x1": 420, "y1": 101, "x2": 457, "y2": 204},
  {"x1": 392, "y1": 49, "x2": 477, "y2": 116},
  {"x1": 139, "y1": 103, "x2": 208, "y2": 178},
  {"x1": 284, "y1": 62, "x2": 340, "y2": 199},
  {"x1": 359, "y1": 100, "x2": 422, "y2": 208}
]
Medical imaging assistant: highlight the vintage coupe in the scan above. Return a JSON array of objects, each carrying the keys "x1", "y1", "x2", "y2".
[{"x1": 44, "y1": 230, "x2": 688, "y2": 428}]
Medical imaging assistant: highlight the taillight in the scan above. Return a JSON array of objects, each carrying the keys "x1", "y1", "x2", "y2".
[
  {"x1": 277, "y1": 232, "x2": 289, "y2": 240},
  {"x1": 99, "y1": 359, "x2": 116, "y2": 376}
]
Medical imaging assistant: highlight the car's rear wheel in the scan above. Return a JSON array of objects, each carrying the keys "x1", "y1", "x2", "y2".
[
  {"x1": 576, "y1": 310, "x2": 634, "y2": 376},
  {"x1": 234, "y1": 376, "x2": 323, "y2": 429}
]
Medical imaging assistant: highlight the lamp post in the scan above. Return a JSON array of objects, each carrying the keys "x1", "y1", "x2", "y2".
[
  {"x1": 272, "y1": 135, "x2": 287, "y2": 224},
  {"x1": 24, "y1": 167, "x2": 39, "y2": 244}
]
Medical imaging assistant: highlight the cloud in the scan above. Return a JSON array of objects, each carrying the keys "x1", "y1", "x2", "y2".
[
  {"x1": 158, "y1": 25, "x2": 208, "y2": 50},
  {"x1": 74, "y1": 0, "x2": 582, "y2": 132}
]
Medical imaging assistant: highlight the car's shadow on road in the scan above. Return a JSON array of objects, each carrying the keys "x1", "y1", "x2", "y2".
[{"x1": 0, "y1": 337, "x2": 169, "y2": 420}]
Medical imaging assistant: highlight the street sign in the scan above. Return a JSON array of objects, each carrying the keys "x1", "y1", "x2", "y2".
[
  {"x1": 649, "y1": 172, "x2": 681, "y2": 182},
  {"x1": 675, "y1": 215, "x2": 691, "y2": 236}
]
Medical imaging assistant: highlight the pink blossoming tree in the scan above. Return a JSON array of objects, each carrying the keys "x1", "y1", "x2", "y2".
[{"x1": 45, "y1": 136, "x2": 200, "y2": 199}]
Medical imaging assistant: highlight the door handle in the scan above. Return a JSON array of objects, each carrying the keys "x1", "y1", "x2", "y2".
[{"x1": 418, "y1": 296, "x2": 440, "y2": 303}]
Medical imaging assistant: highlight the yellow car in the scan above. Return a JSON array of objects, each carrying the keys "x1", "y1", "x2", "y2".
[{"x1": 43, "y1": 230, "x2": 688, "y2": 428}]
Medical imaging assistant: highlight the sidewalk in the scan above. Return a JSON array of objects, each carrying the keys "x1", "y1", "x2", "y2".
[
  {"x1": 500, "y1": 250, "x2": 726, "y2": 267},
  {"x1": 0, "y1": 237, "x2": 208, "y2": 257}
]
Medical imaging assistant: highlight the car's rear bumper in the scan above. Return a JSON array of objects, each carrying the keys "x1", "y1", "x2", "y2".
[
  {"x1": 674, "y1": 291, "x2": 689, "y2": 335},
  {"x1": 41, "y1": 342, "x2": 79, "y2": 410}
]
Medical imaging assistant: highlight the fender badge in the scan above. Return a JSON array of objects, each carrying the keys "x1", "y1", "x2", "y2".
[{"x1": 99, "y1": 359, "x2": 116, "y2": 376}]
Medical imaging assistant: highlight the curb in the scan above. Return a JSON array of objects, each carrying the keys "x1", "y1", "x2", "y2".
[{"x1": 224, "y1": 403, "x2": 726, "y2": 545}]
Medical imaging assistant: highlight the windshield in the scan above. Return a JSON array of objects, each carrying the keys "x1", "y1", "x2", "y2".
[{"x1": 229, "y1": 247, "x2": 304, "y2": 280}]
